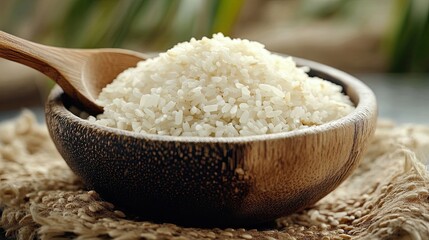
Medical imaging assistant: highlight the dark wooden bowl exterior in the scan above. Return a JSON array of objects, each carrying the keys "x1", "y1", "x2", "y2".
[{"x1": 45, "y1": 58, "x2": 377, "y2": 227}]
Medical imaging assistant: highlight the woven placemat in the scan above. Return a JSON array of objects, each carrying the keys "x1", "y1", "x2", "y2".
[{"x1": 1, "y1": 111, "x2": 429, "y2": 240}]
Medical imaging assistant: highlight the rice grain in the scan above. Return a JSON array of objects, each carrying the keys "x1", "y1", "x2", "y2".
[{"x1": 92, "y1": 33, "x2": 354, "y2": 137}]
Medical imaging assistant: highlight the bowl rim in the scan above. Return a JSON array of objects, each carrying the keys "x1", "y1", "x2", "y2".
[{"x1": 47, "y1": 56, "x2": 377, "y2": 144}]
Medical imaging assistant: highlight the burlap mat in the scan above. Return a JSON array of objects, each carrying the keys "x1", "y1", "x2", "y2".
[{"x1": 1, "y1": 111, "x2": 429, "y2": 240}]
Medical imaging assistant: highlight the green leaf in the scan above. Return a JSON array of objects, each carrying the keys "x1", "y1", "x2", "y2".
[
  {"x1": 211, "y1": 0, "x2": 244, "y2": 35},
  {"x1": 387, "y1": 0, "x2": 429, "y2": 72},
  {"x1": 59, "y1": 0, "x2": 98, "y2": 47},
  {"x1": 110, "y1": 0, "x2": 151, "y2": 47}
]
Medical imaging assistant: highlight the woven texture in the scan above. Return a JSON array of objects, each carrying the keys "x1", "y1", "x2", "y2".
[{"x1": 1, "y1": 111, "x2": 429, "y2": 240}]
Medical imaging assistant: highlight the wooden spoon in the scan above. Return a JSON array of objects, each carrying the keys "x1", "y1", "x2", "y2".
[{"x1": 0, "y1": 31, "x2": 145, "y2": 114}]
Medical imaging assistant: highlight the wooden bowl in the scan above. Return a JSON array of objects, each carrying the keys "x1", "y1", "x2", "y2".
[{"x1": 45, "y1": 57, "x2": 377, "y2": 227}]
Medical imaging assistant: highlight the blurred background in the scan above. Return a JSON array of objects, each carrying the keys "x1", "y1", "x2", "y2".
[{"x1": 0, "y1": 0, "x2": 428, "y2": 123}]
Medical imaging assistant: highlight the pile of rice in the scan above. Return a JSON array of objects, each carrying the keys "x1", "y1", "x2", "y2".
[{"x1": 89, "y1": 33, "x2": 354, "y2": 137}]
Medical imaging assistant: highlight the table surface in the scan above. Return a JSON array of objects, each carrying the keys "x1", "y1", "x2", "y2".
[
  {"x1": 0, "y1": 74, "x2": 429, "y2": 239},
  {"x1": 359, "y1": 74, "x2": 429, "y2": 124}
]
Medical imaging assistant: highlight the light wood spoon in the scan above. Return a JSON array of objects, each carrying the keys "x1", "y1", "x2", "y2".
[{"x1": 0, "y1": 30, "x2": 145, "y2": 114}]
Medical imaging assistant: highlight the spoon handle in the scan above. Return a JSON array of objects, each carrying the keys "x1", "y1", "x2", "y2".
[{"x1": 0, "y1": 31, "x2": 74, "y2": 82}]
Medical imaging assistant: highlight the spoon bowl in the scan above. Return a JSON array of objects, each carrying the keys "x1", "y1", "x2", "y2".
[{"x1": 45, "y1": 57, "x2": 377, "y2": 227}]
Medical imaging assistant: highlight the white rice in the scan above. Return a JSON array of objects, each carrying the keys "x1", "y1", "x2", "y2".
[{"x1": 89, "y1": 33, "x2": 355, "y2": 137}]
